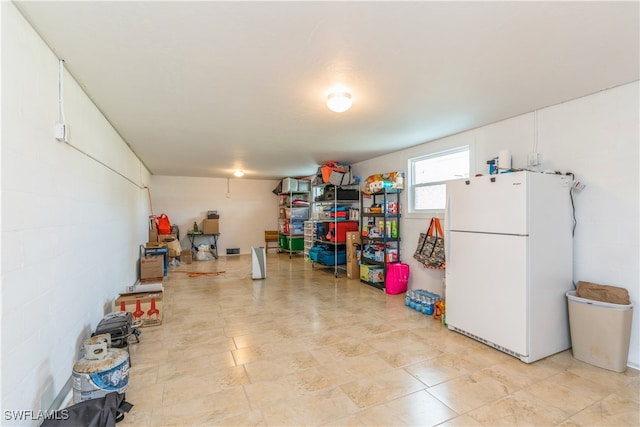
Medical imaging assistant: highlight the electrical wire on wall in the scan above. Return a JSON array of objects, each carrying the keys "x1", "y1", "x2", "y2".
[
  {"x1": 533, "y1": 109, "x2": 538, "y2": 155},
  {"x1": 532, "y1": 109, "x2": 581, "y2": 236},
  {"x1": 567, "y1": 173, "x2": 578, "y2": 236},
  {"x1": 54, "y1": 57, "x2": 145, "y2": 190},
  {"x1": 523, "y1": 109, "x2": 541, "y2": 172},
  {"x1": 226, "y1": 178, "x2": 231, "y2": 198},
  {"x1": 54, "y1": 59, "x2": 70, "y2": 143},
  {"x1": 57, "y1": 59, "x2": 66, "y2": 130}
]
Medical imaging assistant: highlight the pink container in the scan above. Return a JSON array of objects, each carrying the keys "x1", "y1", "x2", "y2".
[{"x1": 385, "y1": 263, "x2": 409, "y2": 294}]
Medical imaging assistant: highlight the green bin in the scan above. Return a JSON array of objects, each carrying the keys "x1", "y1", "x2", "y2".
[{"x1": 280, "y1": 235, "x2": 304, "y2": 251}]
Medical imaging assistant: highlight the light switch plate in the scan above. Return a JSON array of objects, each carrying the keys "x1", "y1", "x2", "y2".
[{"x1": 55, "y1": 123, "x2": 68, "y2": 141}]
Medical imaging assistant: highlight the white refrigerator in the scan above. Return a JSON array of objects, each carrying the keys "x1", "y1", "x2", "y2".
[{"x1": 445, "y1": 171, "x2": 573, "y2": 363}]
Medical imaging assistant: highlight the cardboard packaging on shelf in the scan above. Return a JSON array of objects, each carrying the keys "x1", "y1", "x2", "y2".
[
  {"x1": 346, "y1": 231, "x2": 361, "y2": 279},
  {"x1": 203, "y1": 219, "x2": 219, "y2": 234}
]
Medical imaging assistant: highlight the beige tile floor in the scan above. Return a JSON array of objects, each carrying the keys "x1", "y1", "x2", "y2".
[{"x1": 121, "y1": 254, "x2": 639, "y2": 426}]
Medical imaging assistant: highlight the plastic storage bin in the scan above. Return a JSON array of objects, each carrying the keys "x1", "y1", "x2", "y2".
[
  {"x1": 285, "y1": 207, "x2": 309, "y2": 220},
  {"x1": 566, "y1": 290, "x2": 633, "y2": 372},
  {"x1": 298, "y1": 180, "x2": 310, "y2": 192},
  {"x1": 281, "y1": 177, "x2": 298, "y2": 192},
  {"x1": 327, "y1": 222, "x2": 359, "y2": 243},
  {"x1": 280, "y1": 235, "x2": 304, "y2": 251},
  {"x1": 360, "y1": 265, "x2": 384, "y2": 283}
]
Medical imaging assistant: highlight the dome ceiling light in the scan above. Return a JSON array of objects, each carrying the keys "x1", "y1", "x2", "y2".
[{"x1": 326, "y1": 90, "x2": 352, "y2": 113}]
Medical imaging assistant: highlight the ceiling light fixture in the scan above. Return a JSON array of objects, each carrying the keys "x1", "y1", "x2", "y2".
[
  {"x1": 327, "y1": 91, "x2": 352, "y2": 113},
  {"x1": 233, "y1": 170, "x2": 244, "y2": 177}
]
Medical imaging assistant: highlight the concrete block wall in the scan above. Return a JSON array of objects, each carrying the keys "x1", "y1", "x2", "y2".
[{"x1": 2, "y1": 3, "x2": 151, "y2": 424}]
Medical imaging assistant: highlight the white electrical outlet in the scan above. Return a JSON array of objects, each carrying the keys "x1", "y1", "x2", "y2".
[
  {"x1": 55, "y1": 123, "x2": 68, "y2": 141},
  {"x1": 527, "y1": 152, "x2": 540, "y2": 167},
  {"x1": 573, "y1": 180, "x2": 586, "y2": 191}
]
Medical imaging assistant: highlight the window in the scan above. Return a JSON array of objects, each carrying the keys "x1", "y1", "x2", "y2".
[{"x1": 409, "y1": 146, "x2": 470, "y2": 212}]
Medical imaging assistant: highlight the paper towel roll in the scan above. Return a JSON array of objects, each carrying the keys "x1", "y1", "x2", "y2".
[{"x1": 498, "y1": 149, "x2": 511, "y2": 172}]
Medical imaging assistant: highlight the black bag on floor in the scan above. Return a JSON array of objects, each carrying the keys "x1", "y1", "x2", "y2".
[{"x1": 41, "y1": 392, "x2": 133, "y2": 427}]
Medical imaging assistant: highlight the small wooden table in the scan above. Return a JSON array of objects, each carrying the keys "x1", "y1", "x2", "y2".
[{"x1": 265, "y1": 230, "x2": 279, "y2": 253}]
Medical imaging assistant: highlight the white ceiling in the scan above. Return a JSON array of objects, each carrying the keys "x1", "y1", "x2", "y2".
[{"x1": 15, "y1": 1, "x2": 639, "y2": 180}]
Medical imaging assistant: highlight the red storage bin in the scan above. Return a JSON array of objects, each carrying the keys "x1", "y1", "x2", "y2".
[
  {"x1": 327, "y1": 222, "x2": 359, "y2": 243},
  {"x1": 385, "y1": 263, "x2": 409, "y2": 294}
]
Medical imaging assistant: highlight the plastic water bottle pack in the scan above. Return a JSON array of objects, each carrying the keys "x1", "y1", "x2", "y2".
[{"x1": 405, "y1": 289, "x2": 441, "y2": 315}]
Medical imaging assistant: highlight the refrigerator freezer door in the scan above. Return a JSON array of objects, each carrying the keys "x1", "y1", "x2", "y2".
[
  {"x1": 447, "y1": 173, "x2": 528, "y2": 235},
  {"x1": 445, "y1": 231, "x2": 529, "y2": 357}
]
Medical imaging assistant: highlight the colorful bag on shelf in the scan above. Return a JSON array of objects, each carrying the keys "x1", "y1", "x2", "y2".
[
  {"x1": 329, "y1": 166, "x2": 352, "y2": 186},
  {"x1": 156, "y1": 213, "x2": 172, "y2": 235},
  {"x1": 362, "y1": 171, "x2": 404, "y2": 194},
  {"x1": 320, "y1": 161, "x2": 351, "y2": 185}
]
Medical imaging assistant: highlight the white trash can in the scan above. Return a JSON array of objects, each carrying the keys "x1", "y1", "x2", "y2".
[{"x1": 566, "y1": 290, "x2": 633, "y2": 372}]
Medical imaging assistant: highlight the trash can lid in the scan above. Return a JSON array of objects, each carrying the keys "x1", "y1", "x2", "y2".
[{"x1": 566, "y1": 291, "x2": 633, "y2": 309}]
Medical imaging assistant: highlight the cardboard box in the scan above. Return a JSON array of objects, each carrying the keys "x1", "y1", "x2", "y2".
[
  {"x1": 158, "y1": 233, "x2": 178, "y2": 242},
  {"x1": 360, "y1": 264, "x2": 384, "y2": 283},
  {"x1": 146, "y1": 242, "x2": 167, "y2": 249},
  {"x1": 140, "y1": 255, "x2": 164, "y2": 283},
  {"x1": 115, "y1": 291, "x2": 163, "y2": 327},
  {"x1": 160, "y1": 236, "x2": 182, "y2": 258},
  {"x1": 203, "y1": 219, "x2": 219, "y2": 234},
  {"x1": 346, "y1": 231, "x2": 361, "y2": 279},
  {"x1": 149, "y1": 218, "x2": 158, "y2": 242},
  {"x1": 180, "y1": 249, "x2": 192, "y2": 264},
  {"x1": 144, "y1": 247, "x2": 168, "y2": 277},
  {"x1": 125, "y1": 281, "x2": 164, "y2": 294},
  {"x1": 346, "y1": 232, "x2": 361, "y2": 251}
]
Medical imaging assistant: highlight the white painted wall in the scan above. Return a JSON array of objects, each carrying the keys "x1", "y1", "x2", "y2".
[
  {"x1": 1, "y1": 3, "x2": 151, "y2": 424},
  {"x1": 2, "y1": 4, "x2": 638, "y2": 420},
  {"x1": 352, "y1": 81, "x2": 639, "y2": 368},
  {"x1": 149, "y1": 176, "x2": 280, "y2": 255}
]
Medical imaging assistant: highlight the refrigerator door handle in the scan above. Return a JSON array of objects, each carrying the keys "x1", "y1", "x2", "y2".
[{"x1": 445, "y1": 193, "x2": 452, "y2": 265}]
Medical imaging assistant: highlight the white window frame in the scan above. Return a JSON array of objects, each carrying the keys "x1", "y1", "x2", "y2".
[{"x1": 407, "y1": 145, "x2": 470, "y2": 215}]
